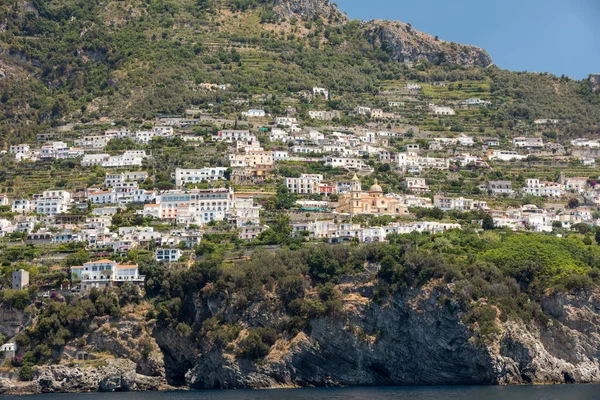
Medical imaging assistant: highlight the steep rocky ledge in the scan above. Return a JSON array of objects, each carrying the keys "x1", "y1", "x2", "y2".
[{"x1": 363, "y1": 20, "x2": 493, "y2": 68}]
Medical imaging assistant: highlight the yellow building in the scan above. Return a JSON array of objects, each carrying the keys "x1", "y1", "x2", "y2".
[{"x1": 337, "y1": 175, "x2": 409, "y2": 216}]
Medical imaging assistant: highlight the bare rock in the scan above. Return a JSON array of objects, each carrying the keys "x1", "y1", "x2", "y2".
[
  {"x1": 363, "y1": 20, "x2": 493, "y2": 68},
  {"x1": 273, "y1": 0, "x2": 348, "y2": 22}
]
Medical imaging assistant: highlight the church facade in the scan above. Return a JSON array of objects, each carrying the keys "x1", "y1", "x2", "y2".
[{"x1": 336, "y1": 175, "x2": 409, "y2": 216}]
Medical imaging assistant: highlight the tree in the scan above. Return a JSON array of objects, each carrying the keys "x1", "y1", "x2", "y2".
[
  {"x1": 568, "y1": 198, "x2": 580, "y2": 209},
  {"x1": 572, "y1": 223, "x2": 592, "y2": 235},
  {"x1": 595, "y1": 229, "x2": 600, "y2": 245},
  {"x1": 552, "y1": 221, "x2": 563, "y2": 230},
  {"x1": 482, "y1": 214, "x2": 495, "y2": 230},
  {"x1": 275, "y1": 185, "x2": 297, "y2": 210},
  {"x1": 379, "y1": 254, "x2": 400, "y2": 283}
]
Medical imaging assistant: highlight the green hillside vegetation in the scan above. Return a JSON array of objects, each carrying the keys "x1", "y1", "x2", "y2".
[
  {"x1": 8, "y1": 229, "x2": 600, "y2": 373},
  {"x1": 1, "y1": 0, "x2": 599, "y2": 146}
]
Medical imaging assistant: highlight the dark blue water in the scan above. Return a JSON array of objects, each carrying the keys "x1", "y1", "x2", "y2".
[{"x1": 4, "y1": 386, "x2": 600, "y2": 400}]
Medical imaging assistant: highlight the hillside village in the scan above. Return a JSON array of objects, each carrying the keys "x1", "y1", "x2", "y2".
[{"x1": 0, "y1": 82, "x2": 599, "y2": 301}]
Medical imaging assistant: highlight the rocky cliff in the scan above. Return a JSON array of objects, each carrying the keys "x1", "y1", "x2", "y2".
[
  {"x1": 363, "y1": 20, "x2": 493, "y2": 68},
  {"x1": 273, "y1": 0, "x2": 348, "y2": 22},
  {"x1": 3, "y1": 278, "x2": 600, "y2": 393},
  {"x1": 152, "y1": 276, "x2": 600, "y2": 389}
]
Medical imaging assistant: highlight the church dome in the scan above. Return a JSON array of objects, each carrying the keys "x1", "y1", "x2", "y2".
[{"x1": 369, "y1": 179, "x2": 383, "y2": 193}]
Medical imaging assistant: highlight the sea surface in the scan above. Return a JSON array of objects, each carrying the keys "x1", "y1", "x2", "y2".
[{"x1": 4, "y1": 386, "x2": 600, "y2": 400}]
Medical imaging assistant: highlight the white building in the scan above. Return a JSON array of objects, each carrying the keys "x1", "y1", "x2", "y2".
[
  {"x1": 269, "y1": 128, "x2": 289, "y2": 142},
  {"x1": 324, "y1": 157, "x2": 372, "y2": 171},
  {"x1": 308, "y1": 110, "x2": 341, "y2": 120},
  {"x1": 232, "y1": 197, "x2": 261, "y2": 227},
  {"x1": 430, "y1": 104, "x2": 456, "y2": 116},
  {"x1": 156, "y1": 188, "x2": 234, "y2": 223},
  {"x1": 74, "y1": 135, "x2": 110, "y2": 149},
  {"x1": 35, "y1": 190, "x2": 71, "y2": 216},
  {"x1": 102, "y1": 151, "x2": 146, "y2": 168},
  {"x1": 213, "y1": 130, "x2": 254, "y2": 142},
  {"x1": 571, "y1": 138, "x2": 600, "y2": 148},
  {"x1": 402, "y1": 177, "x2": 429, "y2": 193},
  {"x1": 433, "y1": 195, "x2": 488, "y2": 212},
  {"x1": 487, "y1": 150, "x2": 528, "y2": 162},
  {"x1": 274, "y1": 117, "x2": 297, "y2": 126},
  {"x1": 397, "y1": 152, "x2": 448, "y2": 171},
  {"x1": 242, "y1": 109, "x2": 266, "y2": 118},
  {"x1": 39, "y1": 141, "x2": 68, "y2": 159},
  {"x1": 292, "y1": 146, "x2": 322, "y2": 154},
  {"x1": 463, "y1": 98, "x2": 492, "y2": 106},
  {"x1": 89, "y1": 190, "x2": 118, "y2": 205},
  {"x1": 175, "y1": 168, "x2": 227, "y2": 186},
  {"x1": 513, "y1": 137, "x2": 544, "y2": 149},
  {"x1": 487, "y1": 181, "x2": 513, "y2": 196},
  {"x1": 272, "y1": 151, "x2": 289, "y2": 161},
  {"x1": 155, "y1": 249, "x2": 183, "y2": 262},
  {"x1": 105, "y1": 172, "x2": 149, "y2": 187},
  {"x1": 522, "y1": 179, "x2": 563, "y2": 198},
  {"x1": 82, "y1": 154, "x2": 110, "y2": 167},
  {"x1": 11, "y1": 199, "x2": 32, "y2": 214},
  {"x1": 71, "y1": 260, "x2": 144, "y2": 292},
  {"x1": 285, "y1": 174, "x2": 323, "y2": 195},
  {"x1": 10, "y1": 144, "x2": 30, "y2": 154},
  {"x1": 132, "y1": 126, "x2": 174, "y2": 144}
]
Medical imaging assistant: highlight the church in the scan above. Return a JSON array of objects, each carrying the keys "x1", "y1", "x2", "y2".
[{"x1": 336, "y1": 175, "x2": 410, "y2": 216}]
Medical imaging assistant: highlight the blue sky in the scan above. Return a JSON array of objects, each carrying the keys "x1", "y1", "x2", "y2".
[{"x1": 335, "y1": 0, "x2": 600, "y2": 80}]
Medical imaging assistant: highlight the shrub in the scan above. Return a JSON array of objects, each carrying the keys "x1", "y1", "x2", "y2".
[
  {"x1": 237, "y1": 328, "x2": 276, "y2": 360},
  {"x1": 19, "y1": 364, "x2": 34, "y2": 381}
]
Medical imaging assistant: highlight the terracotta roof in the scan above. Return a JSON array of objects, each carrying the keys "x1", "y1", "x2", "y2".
[
  {"x1": 71, "y1": 266, "x2": 83, "y2": 269},
  {"x1": 88, "y1": 259, "x2": 115, "y2": 264}
]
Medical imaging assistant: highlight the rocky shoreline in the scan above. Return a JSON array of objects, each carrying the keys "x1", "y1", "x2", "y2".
[{"x1": 3, "y1": 285, "x2": 600, "y2": 395}]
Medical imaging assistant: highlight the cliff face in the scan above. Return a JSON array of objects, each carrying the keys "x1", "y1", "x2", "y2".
[
  {"x1": 3, "y1": 283, "x2": 600, "y2": 393},
  {"x1": 0, "y1": 305, "x2": 31, "y2": 339},
  {"x1": 178, "y1": 281, "x2": 600, "y2": 388},
  {"x1": 363, "y1": 20, "x2": 493, "y2": 68},
  {"x1": 185, "y1": 285, "x2": 497, "y2": 388}
]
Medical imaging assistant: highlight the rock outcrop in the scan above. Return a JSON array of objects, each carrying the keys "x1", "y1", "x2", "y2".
[
  {"x1": 0, "y1": 305, "x2": 31, "y2": 339},
  {"x1": 273, "y1": 0, "x2": 348, "y2": 22},
  {"x1": 590, "y1": 74, "x2": 600, "y2": 93},
  {"x1": 0, "y1": 359, "x2": 169, "y2": 395},
  {"x1": 363, "y1": 20, "x2": 493, "y2": 68}
]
